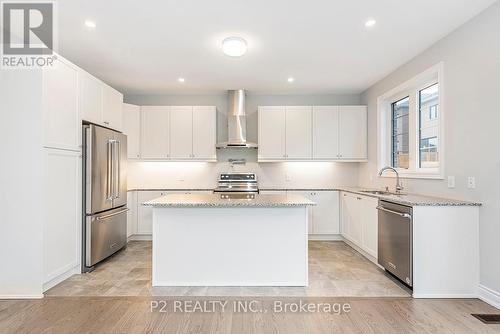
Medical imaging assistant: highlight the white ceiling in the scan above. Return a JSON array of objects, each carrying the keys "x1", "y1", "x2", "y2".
[{"x1": 58, "y1": 0, "x2": 497, "y2": 95}]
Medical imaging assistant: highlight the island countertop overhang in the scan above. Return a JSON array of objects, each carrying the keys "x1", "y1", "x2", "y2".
[{"x1": 143, "y1": 193, "x2": 316, "y2": 208}]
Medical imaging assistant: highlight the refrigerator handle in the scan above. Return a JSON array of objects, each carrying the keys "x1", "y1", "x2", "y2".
[
  {"x1": 106, "y1": 140, "x2": 113, "y2": 201},
  {"x1": 114, "y1": 140, "x2": 121, "y2": 199}
]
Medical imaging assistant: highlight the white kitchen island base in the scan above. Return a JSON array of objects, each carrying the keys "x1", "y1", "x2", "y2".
[{"x1": 152, "y1": 205, "x2": 309, "y2": 286}]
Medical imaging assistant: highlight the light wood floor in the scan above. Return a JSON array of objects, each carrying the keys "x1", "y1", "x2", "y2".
[
  {"x1": 46, "y1": 241, "x2": 411, "y2": 297},
  {"x1": 1, "y1": 297, "x2": 499, "y2": 333}
]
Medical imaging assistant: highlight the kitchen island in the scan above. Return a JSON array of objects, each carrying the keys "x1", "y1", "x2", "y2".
[{"x1": 144, "y1": 193, "x2": 315, "y2": 287}]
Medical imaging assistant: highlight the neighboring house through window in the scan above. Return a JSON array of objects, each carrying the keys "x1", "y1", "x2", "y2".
[{"x1": 377, "y1": 63, "x2": 444, "y2": 179}]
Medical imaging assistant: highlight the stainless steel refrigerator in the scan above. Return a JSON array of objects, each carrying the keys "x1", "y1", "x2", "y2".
[{"x1": 82, "y1": 124, "x2": 128, "y2": 272}]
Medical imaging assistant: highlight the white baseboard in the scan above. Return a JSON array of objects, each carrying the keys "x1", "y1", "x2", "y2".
[
  {"x1": 128, "y1": 234, "x2": 152, "y2": 241},
  {"x1": 479, "y1": 284, "x2": 500, "y2": 310},
  {"x1": 0, "y1": 295, "x2": 44, "y2": 299},
  {"x1": 308, "y1": 234, "x2": 342, "y2": 241},
  {"x1": 43, "y1": 265, "x2": 80, "y2": 292},
  {"x1": 412, "y1": 293, "x2": 478, "y2": 299},
  {"x1": 341, "y1": 237, "x2": 380, "y2": 267}
]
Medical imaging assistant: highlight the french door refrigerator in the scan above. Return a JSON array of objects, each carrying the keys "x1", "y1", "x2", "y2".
[{"x1": 82, "y1": 124, "x2": 128, "y2": 272}]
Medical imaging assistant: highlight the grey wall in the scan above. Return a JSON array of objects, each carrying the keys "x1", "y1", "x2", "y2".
[
  {"x1": 125, "y1": 93, "x2": 361, "y2": 143},
  {"x1": 359, "y1": 2, "x2": 500, "y2": 297}
]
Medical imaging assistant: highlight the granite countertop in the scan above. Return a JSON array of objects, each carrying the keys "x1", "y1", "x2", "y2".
[
  {"x1": 143, "y1": 193, "x2": 316, "y2": 208},
  {"x1": 338, "y1": 187, "x2": 481, "y2": 207},
  {"x1": 130, "y1": 187, "x2": 481, "y2": 207},
  {"x1": 261, "y1": 187, "x2": 481, "y2": 206}
]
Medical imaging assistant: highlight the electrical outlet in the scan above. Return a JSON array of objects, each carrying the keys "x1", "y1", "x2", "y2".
[
  {"x1": 285, "y1": 174, "x2": 292, "y2": 182},
  {"x1": 447, "y1": 176, "x2": 455, "y2": 188},
  {"x1": 467, "y1": 176, "x2": 476, "y2": 189}
]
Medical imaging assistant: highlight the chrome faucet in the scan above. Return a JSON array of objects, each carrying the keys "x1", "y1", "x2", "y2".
[{"x1": 379, "y1": 166, "x2": 404, "y2": 193}]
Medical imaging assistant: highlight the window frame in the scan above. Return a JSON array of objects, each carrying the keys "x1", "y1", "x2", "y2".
[{"x1": 377, "y1": 62, "x2": 445, "y2": 179}]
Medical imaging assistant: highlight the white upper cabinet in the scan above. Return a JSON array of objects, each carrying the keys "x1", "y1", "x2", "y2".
[
  {"x1": 312, "y1": 106, "x2": 339, "y2": 160},
  {"x1": 138, "y1": 105, "x2": 216, "y2": 161},
  {"x1": 141, "y1": 106, "x2": 170, "y2": 159},
  {"x1": 258, "y1": 106, "x2": 286, "y2": 160},
  {"x1": 79, "y1": 70, "x2": 123, "y2": 131},
  {"x1": 258, "y1": 105, "x2": 366, "y2": 161},
  {"x1": 42, "y1": 58, "x2": 79, "y2": 151},
  {"x1": 122, "y1": 103, "x2": 141, "y2": 159},
  {"x1": 79, "y1": 72, "x2": 102, "y2": 125},
  {"x1": 285, "y1": 106, "x2": 312, "y2": 159},
  {"x1": 338, "y1": 106, "x2": 367, "y2": 160},
  {"x1": 102, "y1": 84, "x2": 123, "y2": 131},
  {"x1": 192, "y1": 106, "x2": 216, "y2": 160},
  {"x1": 170, "y1": 106, "x2": 193, "y2": 159}
]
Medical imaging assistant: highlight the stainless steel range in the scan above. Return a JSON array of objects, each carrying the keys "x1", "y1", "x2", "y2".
[{"x1": 213, "y1": 172, "x2": 259, "y2": 194}]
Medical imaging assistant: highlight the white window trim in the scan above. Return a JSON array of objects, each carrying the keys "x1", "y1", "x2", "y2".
[{"x1": 377, "y1": 62, "x2": 445, "y2": 180}]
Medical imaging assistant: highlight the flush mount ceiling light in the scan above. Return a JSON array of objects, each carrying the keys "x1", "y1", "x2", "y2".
[
  {"x1": 178, "y1": 77, "x2": 185, "y2": 83},
  {"x1": 222, "y1": 37, "x2": 247, "y2": 57},
  {"x1": 84, "y1": 20, "x2": 96, "y2": 29},
  {"x1": 287, "y1": 77, "x2": 295, "y2": 83},
  {"x1": 365, "y1": 19, "x2": 376, "y2": 28}
]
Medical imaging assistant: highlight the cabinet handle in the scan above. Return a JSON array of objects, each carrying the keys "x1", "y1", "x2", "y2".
[
  {"x1": 104, "y1": 121, "x2": 109, "y2": 125},
  {"x1": 356, "y1": 197, "x2": 362, "y2": 200}
]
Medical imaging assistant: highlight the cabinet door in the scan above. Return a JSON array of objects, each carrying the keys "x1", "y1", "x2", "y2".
[
  {"x1": 43, "y1": 58, "x2": 79, "y2": 150},
  {"x1": 127, "y1": 191, "x2": 137, "y2": 237},
  {"x1": 192, "y1": 106, "x2": 216, "y2": 160},
  {"x1": 43, "y1": 148, "x2": 80, "y2": 284},
  {"x1": 258, "y1": 107, "x2": 286, "y2": 160},
  {"x1": 102, "y1": 84, "x2": 123, "y2": 131},
  {"x1": 79, "y1": 72, "x2": 102, "y2": 124},
  {"x1": 312, "y1": 106, "x2": 339, "y2": 160},
  {"x1": 137, "y1": 191, "x2": 163, "y2": 234},
  {"x1": 341, "y1": 192, "x2": 362, "y2": 244},
  {"x1": 361, "y1": 197, "x2": 379, "y2": 258},
  {"x1": 122, "y1": 103, "x2": 141, "y2": 159},
  {"x1": 170, "y1": 106, "x2": 193, "y2": 159},
  {"x1": 289, "y1": 191, "x2": 314, "y2": 234},
  {"x1": 338, "y1": 106, "x2": 367, "y2": 160},
  {"x1": 285, "y1": 106, "x2": 312, "y2": 159},
  {"x1": 311, "y1": 191, "x2": 340, "y2": 235},
  {"x1": 140, "y1": 106, "x2": 170, "y2": 159}
]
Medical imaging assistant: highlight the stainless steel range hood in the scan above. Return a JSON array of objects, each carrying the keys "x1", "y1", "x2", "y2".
[{"x1": 217, "y1": 90, "x2": 258, "y2": 149}]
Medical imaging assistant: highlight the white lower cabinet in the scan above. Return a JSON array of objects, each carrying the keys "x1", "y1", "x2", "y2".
[
  {"x1": 127, "y1": 191, "x2": 138, "y2": 237},
  {"x1": 287, "y1": 191, "x2": 340, "y2": 236},
  {"x1": 43, "y1": 148, "x2": 81, "y2": 288},
  {"x1": 137, "y1": 191, "x2": 163, "y2": 235},
  {"x1": 341, "y1": 192, "x2": 378, "y2": 258},
  {"x1": 134, "y1": 190, "x2": 212, "y2": 236}
]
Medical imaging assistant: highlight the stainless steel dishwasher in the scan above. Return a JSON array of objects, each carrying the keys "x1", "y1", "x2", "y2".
[{"x1": 377, "y1": 200, "x2": 413, "y2": 287}]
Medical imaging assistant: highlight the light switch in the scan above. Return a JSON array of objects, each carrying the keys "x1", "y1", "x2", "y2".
[
  {"x1": 447, "y1": 176, "x2": 455, "y2": 188},
  {"x1": 467, "y1": 176, "x2": 476, "y2": 189}
]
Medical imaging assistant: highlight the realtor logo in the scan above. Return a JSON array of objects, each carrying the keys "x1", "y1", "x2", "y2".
[{"x1": 1, "y1": 1, "x2": 57, "y2": 68}]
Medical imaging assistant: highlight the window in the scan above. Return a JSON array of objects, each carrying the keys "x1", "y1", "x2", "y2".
[
  {"x1": 391, "y1": 97, "x2": 410, "y2": 169},
  {"x1": 419, "y1": 84, "x2": 439, "y2": 168},
  {"x1": 377, "y1": 63, "x2": 444, "y2": 179},
  {"x1": 429, "y1": 105, "x2": 438, "y2": 119}
]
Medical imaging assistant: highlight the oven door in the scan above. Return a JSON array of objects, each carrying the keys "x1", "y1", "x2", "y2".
[{"x1": 377, "y1": 201, "x2": 413, "y2": 287}]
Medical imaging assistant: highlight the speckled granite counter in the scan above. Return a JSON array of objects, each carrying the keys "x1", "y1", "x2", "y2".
[
  {"x1": 144, "y1": 193, "x2": 316, "y2": 207},
  {"x1": 261, "y1": 187, "x2": 481, "y2": 207}
]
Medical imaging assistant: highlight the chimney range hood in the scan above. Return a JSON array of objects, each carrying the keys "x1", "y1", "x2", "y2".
[{"x1": 217, "y1": 89, "x2": 258, "y2": 149}]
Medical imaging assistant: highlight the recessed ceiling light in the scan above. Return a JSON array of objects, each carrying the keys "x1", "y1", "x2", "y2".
[
  {"x1": 365, "y1": 19, "x2": 376, "y2": 28},
  {"x1": 178, "y1": 77, "x2": 185, "y2": 83},
  {"x1": 287, "y1": 77, "x2": 295, "y2": 83},
  {"x1": 222, "y1": 37, "x2": 247, "y2": 57},
  {"x1": 85, "y1": 20, "x2": 96, "y2": 29}
]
